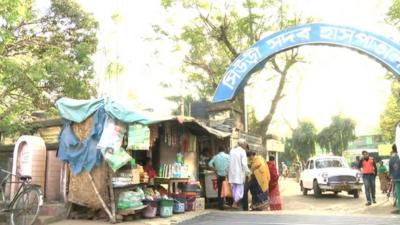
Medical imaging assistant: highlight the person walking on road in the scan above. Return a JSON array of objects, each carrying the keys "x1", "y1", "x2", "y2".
[
  {"x1": 389, "y1": 144, "x2": 400, "y2": 214},
  {"x1": 358, "y1": 150, "x2": 377, "y2": 206},
  {"x1": 208, "y1": 146, "x2": 230, "y2": 210},
  {"x1": 281, "y1": 162, "x2": 289, "y2": 179},
  {"x1": 267, "y1": 156, "x2": 282, "y2": 210},
  {"x1": 228, "y1": 138, "x2": 250, "y2": 209},
  {"x1": 377, "y1": 160, "x2": 389, "y2": 193}
]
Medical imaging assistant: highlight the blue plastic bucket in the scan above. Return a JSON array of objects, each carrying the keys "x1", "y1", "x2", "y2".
[{"x1": 173, "y1": 198, "x2": 186, "y2": 214}]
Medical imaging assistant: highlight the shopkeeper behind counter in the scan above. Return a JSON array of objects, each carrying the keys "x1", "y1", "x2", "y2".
[
  {"x1": 199, "y1": 147, "x2": 212, "y2": 170},
  {"x1": 143, "y1": 157, "x2": 156, "y2": 180}
]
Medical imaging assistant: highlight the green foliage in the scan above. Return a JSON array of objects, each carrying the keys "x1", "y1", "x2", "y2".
[
  {"x1": 155, "y1": 0, "x2": 310, "y2": 141},
  {"x1": 317, "y1": 115, "x2": 357, "y2": 156},
  {"x1": 380, "y1": 80, "x2": 400, "y2": 142},
  {"x1": 154, "y1": 0, "x2": 306, "y2": 99},
  {"x1": 280, "y1": 137, "x2": 298, "y2": 164},
  {"x1": 382, "y1": 3, "x2": 400, "y2": 143},
  {"x1": 291, "y1": 120, "x2": 317, "y2": 161},
  {"x1": 387, "y1": 0, "x2": 400, "y2": 29},
  {"x1": 0, "y1": 0, "x2": 98, "y2": 136},
  {"x1": 105, "y1": 62, "x2": 125, "y2": 79},
  {"x1": 166, "y1": 95, "x2": 194, "y2": 116}
]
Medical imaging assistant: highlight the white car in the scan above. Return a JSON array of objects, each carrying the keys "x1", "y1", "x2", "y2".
[{"x1": 300, "y1": 156, "x2": 363, "y2": 198}]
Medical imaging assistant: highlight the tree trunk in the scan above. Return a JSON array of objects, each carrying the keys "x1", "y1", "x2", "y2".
[{"x1": 256, "y1": 54, "x2": 298, "y2": 144}]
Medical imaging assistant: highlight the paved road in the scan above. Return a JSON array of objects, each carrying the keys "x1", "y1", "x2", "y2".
[
  {"x1": 178, "y1": 212, "x2": 400, "y2": 225},
  {"x1": 274, "y1": 178, "x2": 393, "y2": 215}
]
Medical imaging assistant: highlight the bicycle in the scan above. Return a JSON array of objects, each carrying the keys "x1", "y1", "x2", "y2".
[
  {"x1": 0, "y1": 168, "x2": 43, "y2": 225},
  {"x1": 388, "y1": 180, "x2": 397, "y2": 207}
]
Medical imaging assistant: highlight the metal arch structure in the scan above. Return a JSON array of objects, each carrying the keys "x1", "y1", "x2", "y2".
[{"x1": 212, "y1": 23, "x2": 400, "y2": 103}]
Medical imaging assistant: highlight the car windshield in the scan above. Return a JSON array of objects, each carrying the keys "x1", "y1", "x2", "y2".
[{"x1": 315, "y1": 159, "x2": 345, "y2": 169}]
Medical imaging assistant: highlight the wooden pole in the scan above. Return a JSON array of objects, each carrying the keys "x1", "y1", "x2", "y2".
[
  {"x1": 108, "y1": 168, "x2": 116, "y2": 222},
  {"x1": 86, "y1": 172, "x2": 116, "y2": 223}
]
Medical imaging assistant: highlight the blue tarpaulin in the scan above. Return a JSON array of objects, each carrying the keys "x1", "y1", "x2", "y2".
[
  {"x1": 55, "y1": 97, "x2": 148, "y2": 175},
  {"x1": 55, "y1": 97, "x2": 148, "y2": 123},
  {"x1": 57, "y1": 107, "x2": 106, "y2": 175}
]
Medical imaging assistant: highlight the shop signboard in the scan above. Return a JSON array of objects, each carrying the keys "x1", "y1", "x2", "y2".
[
  {"x1": 238, "y1": 132, "x2": 265, "y2": 153},
  {"x1": 212, "y1": 23, "x2": 400, "y2": 103},
  {"x1": 266, "y1": 139, "x2": 285, "y2": 153},
  {"x1": 378, "y1": 144, "x2": 391, "y2": 156}
]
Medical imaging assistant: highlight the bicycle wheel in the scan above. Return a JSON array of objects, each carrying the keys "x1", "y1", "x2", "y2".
[
  {"x1": 388, "y1": 182, "x2": 397, "y2": 207},
  {"x1": 10, "y1": 187, "x2": 41, "y2": 225}
]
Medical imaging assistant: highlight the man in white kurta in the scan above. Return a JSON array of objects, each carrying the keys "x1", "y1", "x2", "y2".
[{"x1": 228, "y1": 138, "x2": 250, "y2": 208}]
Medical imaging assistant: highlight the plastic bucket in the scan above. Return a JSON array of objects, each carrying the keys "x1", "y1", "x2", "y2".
[
  {"x1": 173, "y1": 198, "x2": 186, "y2": 214},
  {"x1": 142, "y1": 200, "x2": 158, "y2": 219},
  {"x1": 142, "y1": 205, "x2": 157, "y2": 218},
  {"x1": 185, "y1": 195, "x2": 196, "y2": 211},
  {"x1": 159, "y1": 199, "x2": 174, "y2": 218}
]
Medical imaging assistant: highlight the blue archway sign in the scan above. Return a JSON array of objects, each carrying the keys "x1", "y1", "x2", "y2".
[{"x1": 212, "y1": 23, "x2": 400, "y2": 103}]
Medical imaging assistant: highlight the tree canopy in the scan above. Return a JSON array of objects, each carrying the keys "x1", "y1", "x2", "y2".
[
  {"x1": 0, "y1": 0, "x2": 98, "y2": 136},
  {"x1": 155, "y1": 0, "x2": 310, "y2": 140},
  {"x1": 316, "y1": 115, "x2": 356, "y2": 156},
  {"x1": 379, "y1": 1, "x2": 400, "y2": 142},
  {"x1": 291, "y1": 120, "x2": 317, "y2": 161},
  {"x1": 379, "y1": 79, "x2": 400, "y2": 142}
]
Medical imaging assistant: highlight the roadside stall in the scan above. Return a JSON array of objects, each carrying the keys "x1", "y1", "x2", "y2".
[
  {"x1": 55, "y1": 98, "x2": 217, "y2": 223},
  {"x1": 55, "y1": 97, "x2": 155, "y2": 222},
  {"x1": 146, "y1": 117, "x2": 230, "y2": 210}
]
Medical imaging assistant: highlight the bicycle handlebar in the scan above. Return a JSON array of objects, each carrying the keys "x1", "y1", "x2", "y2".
[{"x1": 0, "y1": 168, "x2": 17, "y2": 177}]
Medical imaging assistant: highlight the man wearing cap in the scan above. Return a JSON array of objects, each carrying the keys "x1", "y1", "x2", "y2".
[{"x1": 228, "y1": 138, "x2": 250, "y2": 209}]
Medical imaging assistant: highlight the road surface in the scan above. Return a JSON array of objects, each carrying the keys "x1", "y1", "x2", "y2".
[
  {"x1": 178, "y1": 212, "x2": 399, "y2": 225},
  {"x1": 274, "y1": 178, "x2": 394, "y2": 215}
]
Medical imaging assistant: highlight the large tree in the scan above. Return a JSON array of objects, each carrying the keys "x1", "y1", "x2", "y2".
[
  {"x1": 291, "y1": 120, "x2": 317, "y2": 161},
  {"x1": 317, "y1": 115, "x2": 356, "y2": 156},
  {"x1": 155, "y1": 0, "x2": 310, "y2": 141},
  {"x1": 0, "y1": 0, "x2": 98, "y2": 136},
  {"x1": 379, "y1": 1, "x2": 400, "y2": 142},
  {"x1": 379, "y1": 79, "x2": 400, "y2": 142}
]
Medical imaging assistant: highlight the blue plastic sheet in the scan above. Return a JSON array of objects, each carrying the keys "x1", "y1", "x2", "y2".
[
  {"x1": 55, "y1": 98, "x2": 104, "y2": 123},
  {"x1": 57, "y1": 108, "x2": 107, "y2": 175},
  {"x1": 55, "y1": 97, "x2": 147, "y2": 123}
]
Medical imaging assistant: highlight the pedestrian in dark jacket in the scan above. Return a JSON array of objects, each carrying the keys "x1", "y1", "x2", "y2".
[
  {"x1": 389, "y1": 144, "x2": 400, "y2": 213},
  {"x1": 358, "y1": 150, "x2": 377, "y2": 206}
]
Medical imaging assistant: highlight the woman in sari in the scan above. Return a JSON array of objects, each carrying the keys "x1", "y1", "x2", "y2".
[
  {"x1": 377, "y1": 160, "x2": 389, "y2": 193},
  {"x1": 267, "y1": 156, "x2": 282, "y2": 210},
  {"x1": 248, "y1": 151, "x2": 270, "y2": 210}
]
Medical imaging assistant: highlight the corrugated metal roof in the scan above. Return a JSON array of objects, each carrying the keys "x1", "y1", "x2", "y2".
[{"x1": 144, "y1": 116, "x2": 231, "y2": 139}]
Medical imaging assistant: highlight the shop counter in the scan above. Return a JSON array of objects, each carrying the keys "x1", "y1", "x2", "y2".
[
  {"x1": 202, "y1": 170, "x2": 218, "y2": 199},
  {"x1": 153, "y1": 177, "x2": 189, "y2": 194}
]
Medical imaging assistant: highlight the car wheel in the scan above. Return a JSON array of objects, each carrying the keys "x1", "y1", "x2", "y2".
[
  {"x1": 301, "y1": 182, "x2": 308, "y2": 196},
  {"x1": 353, "y1": 190, "x2": 359, "y2": 199},
  {"x1": 313, "y1": 180, "x2": 322, "y2": 198}
]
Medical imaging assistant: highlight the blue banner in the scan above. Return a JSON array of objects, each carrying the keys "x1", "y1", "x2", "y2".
[{"x1": 212, "y1": 23, "x2": 400, "y2": 103}]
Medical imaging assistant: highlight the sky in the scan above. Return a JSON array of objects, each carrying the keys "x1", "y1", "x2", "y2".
[{"x1": 38, "y1": 0, "x2": 399, "y2": 136}]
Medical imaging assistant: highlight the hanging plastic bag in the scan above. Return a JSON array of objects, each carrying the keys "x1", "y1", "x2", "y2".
[
  {"x1": 128, "y1": 123, "x2": 150, "y2": 150},
  {"x1": 102, "y1": 147, "x2": 132, "y2": 172},
  {"x1": 98, "y1": 116, "x2": 127, "y2": 151},
  {"x1": 221, "y1": 180, "x2": 231, "y2": 198}
]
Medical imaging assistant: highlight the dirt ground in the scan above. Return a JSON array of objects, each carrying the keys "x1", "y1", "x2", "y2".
[{"x1": 277, "y1": 177, "x2": 396, "y2": 216}]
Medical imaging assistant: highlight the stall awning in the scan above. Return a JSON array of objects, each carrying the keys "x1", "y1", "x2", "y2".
[
  {"x1": 145, "y1": 116, "x2": 231, "y2": 139},
  {"x1": 195, "y1": 121, "x2": 231, "y2": 138},
  {"x1": 55, "y1": 97, "x2": 148, "y2": 123}
]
